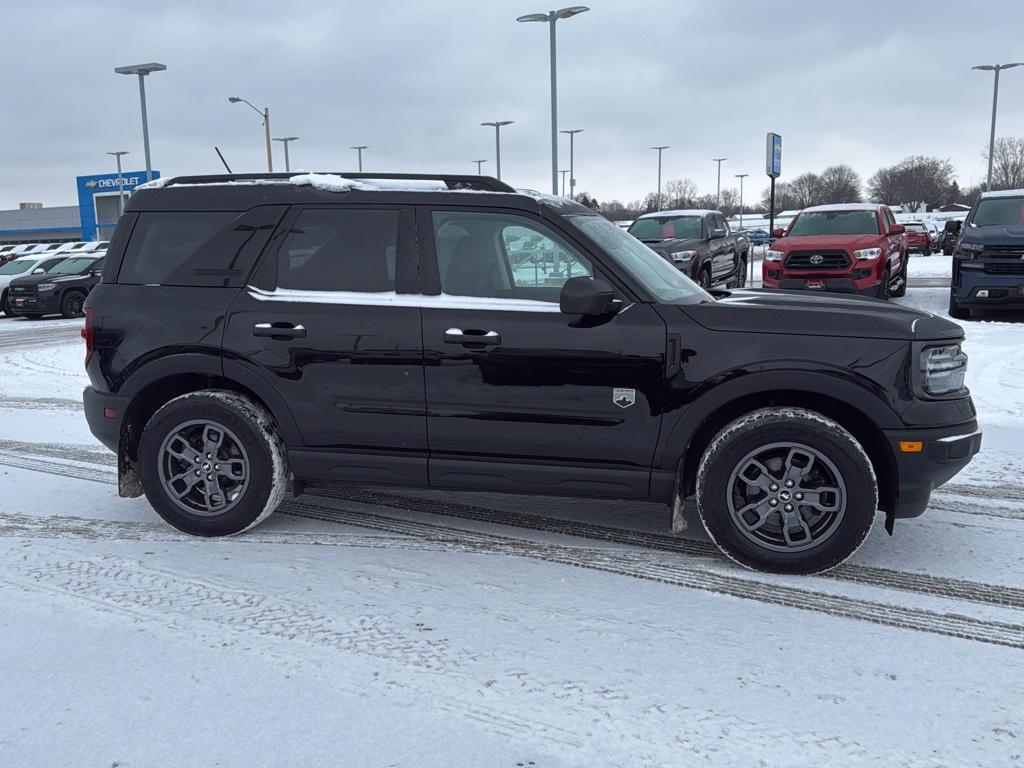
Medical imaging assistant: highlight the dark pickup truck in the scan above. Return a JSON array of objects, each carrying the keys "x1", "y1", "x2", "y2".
[
  {"x1": 7, "y1": 253, "x2": 104, "y2": 318},
  {"x1": 626, "y1": 209, "x2": 749, "y2": 289}
]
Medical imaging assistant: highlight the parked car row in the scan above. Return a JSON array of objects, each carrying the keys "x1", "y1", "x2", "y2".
[{"x1": 0, "y1": 243, "x2": 107, "y2": 319}]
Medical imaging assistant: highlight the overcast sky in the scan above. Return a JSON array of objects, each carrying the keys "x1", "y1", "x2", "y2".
[{"x1": 2, "y1": 0, "x2": 1022, "y2": 210}]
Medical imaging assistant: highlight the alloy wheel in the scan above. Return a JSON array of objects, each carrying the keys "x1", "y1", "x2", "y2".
[
  {"x1": 726, "y1": 441, "x2": 847, "y2": 552},
  {"x1": 158, "y1": 419, "x2": 250, "y2": 516}
]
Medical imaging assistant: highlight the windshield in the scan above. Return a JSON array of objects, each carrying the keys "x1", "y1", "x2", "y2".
[
  {"x1": 0, "y1": 259, "x2": 34, "y2": 275},
  {"x1": 49, "y1": 257, "x2": 97, "y2": 275},
  {"x1": 788, "y1": 210, "x2": 880, "y2": 236},
  {"x1": 627, "y1": 215, "x2": 703, "y2": 241},
  {"x1": 570, "y1": 215, "x2": 711, "y2": 304},
  {"x1": 904, "y1": 223, "x2": 926, "y2": 232},
  {"x1": 972, "y1": 196, "x2": 1024, "y2": 227}
]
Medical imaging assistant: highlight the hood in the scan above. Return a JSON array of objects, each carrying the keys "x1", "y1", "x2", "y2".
[
  {"x1": 962, "y1": 223, "x2": 1024, "y2": 243},
  {"x1": 9, "y1": 271, "x2": 87, "y2": 288},
  {"x1": 685, "y1": 289, "x2": 963, "y2": 341},
  {"x1": 774, "y1": 234, "x2": 882, "y2": 251}
]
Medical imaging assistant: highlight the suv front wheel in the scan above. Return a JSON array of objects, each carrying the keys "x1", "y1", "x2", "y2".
[
  {"x1": 139, "y1": 390, "x2": 289, "y2": 536},
  {"x1": 695, "y1": 408, "x2": 877, "y2": 574}
]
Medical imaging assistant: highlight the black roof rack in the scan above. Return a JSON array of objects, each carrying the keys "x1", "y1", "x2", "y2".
[{"x1": 161, "y1": 172, "x2": 516, "y2": 193}]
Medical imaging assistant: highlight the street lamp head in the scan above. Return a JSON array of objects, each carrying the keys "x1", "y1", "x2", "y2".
[
  {"x1": 712, "y1": 157, "x2": 728, "y2": 162},
  {"x1": 228, "y1": 96, "x2": 242, "y2": 103},
  {"x1": 516, "y1": 12, "x2": 550, "y2": 22},
  {"x1": 350, "y1": 145, "x2": 368, "y2": 150},
  {"x1": 107, "y1": 151, "x2": 129, "y2": 157},
  {"x1": 651, "y1": 146, "x2": 669, "y2": 151},
  {"x1": 273, "y1": 136, "x2": 299, "y2": 142},
  {"x1": 481, "y1": 121, "x2": 514, "y2": 128},
  {"x1": 554, "y1": 5, "x2": 590, "y2": 19},
  {"x1": 560, "y1": 128, "x2": 584, "y2": 135},
  {"x1": 114, "y1": 63, "x2": 166, "y2": 76}
]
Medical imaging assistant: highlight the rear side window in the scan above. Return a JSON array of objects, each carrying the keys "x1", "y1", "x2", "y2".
[
  {"x1": 276, "y1": 208, "x2": 399, "y2": 292},
  {"x1": 118, "y1": 207, "x2": 286, "y2": 287}
]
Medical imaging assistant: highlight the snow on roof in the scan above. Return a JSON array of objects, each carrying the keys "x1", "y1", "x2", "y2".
[
  {"x1": 139, "y1": 174, "x2": 489, "y2": 194},
  {"x1": 636, "y1": 209, "x2": 717, "y2": 219},
  {"x1": 979, "y1": 188, "x2": 1024, "y2": 199},
  {"x1": 801, "y1": 202, "x2": 883, "y2": 213}
]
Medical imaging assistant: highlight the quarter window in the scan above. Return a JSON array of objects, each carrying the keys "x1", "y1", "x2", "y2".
[
  {"x1": 432, "y1": 211, "x2": 591, "y2": 302},
  {"x1": 277, "y1": 208, "x2": 398, "y2": 292}
]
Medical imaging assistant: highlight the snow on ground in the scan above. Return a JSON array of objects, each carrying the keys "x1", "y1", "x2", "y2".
[{"x1": 0, "y1": 297, "x2": 1022, "y2": 767}]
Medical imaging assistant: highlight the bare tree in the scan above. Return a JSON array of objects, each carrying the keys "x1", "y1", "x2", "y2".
[
  {"x1": 760, "y1": 181, "x2": 801, "y2": 214},
  {"x1": 867, "y1": 156, "x2": 956, "y2": 211},
  {"x1": 575, "y1": 191, "x2": 600, "y2": 210},
  {"x1": 817, "y1": 165, "x2": 863, "y2": 203},
  {"x1": 662, "y1": 178, "x2": 698, "y2": 210},
  {"x1": 983, "y1": 137, "x2": 1024, "y2": 190},
  {"x1": 718, "y1": 187, "x2": 739, "y2": 216},
  {"x1": 788, "y1": 172, "x2": 823, "y2": 208}
]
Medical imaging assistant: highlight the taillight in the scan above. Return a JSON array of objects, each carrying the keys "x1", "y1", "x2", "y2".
[{"x1": 81, "y1": 307, "x2": 94, "y2": 361}]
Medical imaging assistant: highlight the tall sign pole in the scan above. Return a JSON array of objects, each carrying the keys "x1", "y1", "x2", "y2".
[{"x1": 766, "y1": 132, "x2": 782, "y2": 233}]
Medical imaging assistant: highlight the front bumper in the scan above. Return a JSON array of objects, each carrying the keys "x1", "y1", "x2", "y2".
[
  {"x1": 884, "y1": 420, "x2": 982, "y2": 519},
  {"x1": 764, "y1": 276, "x2": 881, "y2": 296},
  {"x1": 8, "y1": 293, "x2": 59, "y2": 316},
  {"x1": 952, "y1": 265, "x2": 1024, "y2": 308}
]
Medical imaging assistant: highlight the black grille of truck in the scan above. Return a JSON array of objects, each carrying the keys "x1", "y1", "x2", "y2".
[
  {"x1": 984, "y1": 262, "x2": 1024, "y2": 275},
  {"x1": 982, "y1": 245, "x2": 1024, "y2": 258},
  {"x1": 9, "y1": 284, "x2": 36, "y2": 297},
  {"x1": 784, "y1": 250, "x2": 850, "y2": 269}
]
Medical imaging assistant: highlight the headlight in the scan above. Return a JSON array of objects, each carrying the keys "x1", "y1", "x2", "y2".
[
  {"x1": 853, "y1": 248, "x2": 881, "y2": 261},
  {"x1": 765, "y1": 249, "x2": 785, "y2": 262},
  {"x1": 36, "y1": 283, "x2": 55, "y2": 292},
  {"x1": 669, "y1": 250, "x2": 697, "y2": 263},
  {"x1": 921, "y1": 344, "x2": 968, "y2": 395},
  {"x1": 956, "y1": 242, "x2": 983, "y2": 259}
]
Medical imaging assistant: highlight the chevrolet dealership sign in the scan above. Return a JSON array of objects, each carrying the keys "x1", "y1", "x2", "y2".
[{"x1": 76, "y1": 170, "x2": 159, "y2": 240}]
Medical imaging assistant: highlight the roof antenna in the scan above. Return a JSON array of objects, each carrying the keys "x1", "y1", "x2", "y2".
[{"x1": 215, "y1": 146, "x2": 232, "y2": 173}]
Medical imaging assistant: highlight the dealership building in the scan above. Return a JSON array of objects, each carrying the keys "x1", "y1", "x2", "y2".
[{"x1": 0, "y1": 170, "x2": 159, "y2": 244}]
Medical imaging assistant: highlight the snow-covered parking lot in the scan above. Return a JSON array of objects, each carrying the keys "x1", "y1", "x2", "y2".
[{"x1": 1, "y1": 291, "x2": 1022, "y2": 767}]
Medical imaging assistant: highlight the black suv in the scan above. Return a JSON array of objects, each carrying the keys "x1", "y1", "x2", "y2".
[
  {"x1": 83, "y1": 173, "x2": 981, "y2": 574},
  {"x1": 8, "y1": 253, "x2": 104, "y2": 318},
  {"x1": 948, "y1": 189, "x2": 1024, "y2": 319}
]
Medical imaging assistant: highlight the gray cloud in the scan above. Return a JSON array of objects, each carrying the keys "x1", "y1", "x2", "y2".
[{"x1": 2, "y1": 0, "x2": 1022, "y2": 209}]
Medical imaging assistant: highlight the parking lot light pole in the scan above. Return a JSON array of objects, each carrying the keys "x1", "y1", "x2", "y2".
[
  {"x1": 734, "y1": 173, "x2": 748, "y2": 228},
  {"x1": 472, "y1": 159, "x2": 488, "y2": 175},
  {"x1": 651, "y1": 146, "x2": 669, "y2": 210},
  {"x1": 107, "y1": 151, "x2": 129, "y2": 216},
  {"x1": 560, "y1": 128, "x2": 583, "y2": 199},
  {"x1": 972, "y1": 63, "x2": 1024, "y2": 191},
  {"x1": 712, "y1": 157, "x2": 728, "y2": 206},
  {"x1": 272, "y1": 137, "x2": 299, "y2": 173},
  {"x1": 517, "y1": 6, "x2": 590, "y2": 195},
  {"x1": 559, "y1": 169, "x2": 569, "y2": 195},
  {"x1": 229, "y1": 97, "x2": 273, "y2": 172},
  {"x1": 350, "y1": 145, "x2": 368, "y2": 172},
  {"x1": 480, "y1": 121, "x2": 513, "y2": 180},
  {"x1": 114, "y1": 63, "x2": 166, "y2": 182}
]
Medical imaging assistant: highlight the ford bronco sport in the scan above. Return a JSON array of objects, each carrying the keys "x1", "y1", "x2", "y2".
[{"x1": 83, "y1": 173, "x2": 980, "y2": 574}]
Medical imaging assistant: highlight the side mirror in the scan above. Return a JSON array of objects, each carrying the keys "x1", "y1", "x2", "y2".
[
  {"x1": 946, "y1": 221, "x2": 963, "y2": 235},
  {"x1": 888, "y1": 224, "x2": 905, "y2": 235},
  {"x1": 771, "y1": 227, "x2": 786, "y2": 238},
  {"x1": 32, "y1": 267, "x2": 45, "y2": 274},
  {"x1": 560, "y1": 276, "x2": 621, "y2": 316},
  {"x1": 709, "y1": 227, "x2": 727, "y2": 239}
]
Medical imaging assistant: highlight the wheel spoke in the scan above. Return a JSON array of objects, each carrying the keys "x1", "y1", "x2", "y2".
[
  {"x1": 783, "y1": 448, "x2": 815, "y2": 484},
  {"x1": 201, "y1": 475, "x2": 227, "y2": 512},
  {"x1": 216, "y1": 458, "x2": 247, "y2": 481},
  {"x1": 167, "y1": 469, "x2": 202, "y2": 499},
  {"x1": 780, "y1": 508, "x2": 813, "y2": 548},
  {"x1": 167, "y1": 434, "x2": 202, "y2": 464},
  {"x1": 735, "y1": 499, "x2": 776, "y2": 532},
  {"x1": 797, "y1": 487, "x2": 842, "y2": 513},
  {"x1": 202, "y1": 425, "x2": 225, "y2": 459},
  {"x1": 737, "y1": 458, "x2": 777, "y2": 492}
]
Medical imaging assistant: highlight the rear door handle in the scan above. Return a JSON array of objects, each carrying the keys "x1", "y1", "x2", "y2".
[
  {"x1": 444, "y1": 328, "x2": 501, "y2": 346},
  {"x1": 254, "y1": 322, "x2": 306, "y2": 339}
]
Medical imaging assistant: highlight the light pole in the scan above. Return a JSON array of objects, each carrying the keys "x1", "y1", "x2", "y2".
[
  {"x1": 712, "y1": 157, "x2": 728, "y2": 206},
  {"x1": 228, "y1": 97, "x2": 273, "y2": 172},
  {"x1": 350, "y1": 145, "x2": 368, "y2": 172},
  {"x1": 972, "y1": 63, "x2": 1024, "y2": 191},
  {"x1": 517, "y1": 6, "x2": 590, "y2": 194},
  {"x1": 651, "y1": 146, "x2": 669, "y2": 210},
  {"x1": 480, "y1": 121, "x2": 513, "y2": 180},
  {"x1": 559, "y1": 169, "x2": 569, "y2": 195},
  {"x1": 473, "y1": 159, "x2": 488, "y2": 175},
  {"x1": 734, "y1": 173, "x2": 749, "y2": 228},
  {"x1": 107, "y1": 151, "x2": 129, "y2": 216},
  {"x1": 113, "y1": 63, "x2": 166, "y2": 182},
  {"x1": 560, "y1": 128, "x2": 583, "y2": 199},
  {"x1": 272, "y1": 137, "x2": 299, "y2": 172}
]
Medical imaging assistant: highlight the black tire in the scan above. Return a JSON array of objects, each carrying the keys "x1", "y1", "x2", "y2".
[
  {"x1": 139, "y1": 390, "x2": 289, "y2": 536},
  {"x1": 0, "y1": 289, "x2": 8, "y2": 317},
  {"x1": 876, "y1": 268, "x2": 891, "y2": 300},
  {"x1": 24, "y1": 314, "x2": 43, "y2": 320},
  {"x1": 60, "y1": 290, "x2": 87, "y2": 319},
  {"x1": 698, "y1": 266, "x2": 712, "y2": 290},
  {"x1": 948, "y1": 293, "x2": 970, "y2": 320},
  {"x1": 891, "y1": 257, "x2": 908, "y2": 298},
  {"x1": 734, "y1": 255, "x2": 747, "y2": 288},
  {"x1": 695, "y1": 408, "x2": 877, "y2": 574}
]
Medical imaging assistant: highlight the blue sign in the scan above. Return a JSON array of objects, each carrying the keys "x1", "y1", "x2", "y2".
[
  {"x1": 76, "y1": 170, "x2": 160, "y2": 240},
  {"x1": 766, "y1": 133, "x2": 782, "y2": 178}
]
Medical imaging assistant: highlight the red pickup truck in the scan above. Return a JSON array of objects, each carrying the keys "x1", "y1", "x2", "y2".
[
  {"x1": 763, "y1": 204, "x2": 908, "y2": 300},
  {"x1": 903, "y1": 221, "x2": 932, "y2": 255}
]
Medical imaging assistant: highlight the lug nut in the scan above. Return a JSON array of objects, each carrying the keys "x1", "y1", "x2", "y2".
[
  {"x1": 214, "y1": 464, "x2": 220, "y2": 471},
  {"x1": 795, "y1": 492, "x2": 804, "y2": 501},
  {"x1": 769, "y1": 483, "x2": 779, "y2": 492},
  {"x1": 207, "y1": 474, "x2": 214, "y2": 481},
  {"x1": 784, "y1": 504, "x2": 794, "y2": 512},
  {"x1": 769, "y1": 499, "x2": 779, "y2": 507},
  {"x1": 194, "y1": 470, "x2": 201, "y2": 476},
  {"x1": 785, "y1": 480, "x2": 794, "y2": 488}
]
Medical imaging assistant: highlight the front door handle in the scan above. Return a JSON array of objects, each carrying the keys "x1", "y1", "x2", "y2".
[
  {"x1": 444, "y1": 328, "x2": 501, "y2": 346},
  {"x1": 254, "y1": 322, "x2": 306, "y2": 339}
]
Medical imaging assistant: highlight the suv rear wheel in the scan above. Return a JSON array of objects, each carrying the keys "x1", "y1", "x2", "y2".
[
  {"x1": 0, "y1": 289, "x2": 8, "y2": 317},
  {"x1": 60, "y1": 290, "x2": 87, "y2": 319},
  {"x1": 139, "y1": 390, "x2": 289, "y2": 536},
  {"x1": 695, "y1": 408, "x2": 876, "y2": 574}
]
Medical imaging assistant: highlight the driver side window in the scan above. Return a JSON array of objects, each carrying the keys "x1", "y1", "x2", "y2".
[{"x1": 432, "y1": 211, "x2": 592, "y2": 302}]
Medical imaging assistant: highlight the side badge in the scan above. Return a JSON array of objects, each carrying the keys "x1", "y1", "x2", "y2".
[{"x1": 613, "y1": 388, "x2": 636, "y2": 409}]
